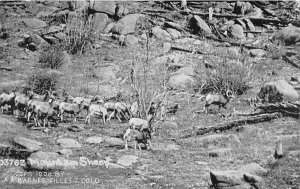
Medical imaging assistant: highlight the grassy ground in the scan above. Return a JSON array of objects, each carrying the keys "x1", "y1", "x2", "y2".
[{"x1": 0, "y1": 1, "x2": 300, "y2": 189}]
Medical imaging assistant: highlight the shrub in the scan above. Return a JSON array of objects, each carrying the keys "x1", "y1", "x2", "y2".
[
  {"x1": 39, "y1": 44, "x2": 65, "y2": 69},
  {"x1": 64, "y1": 13, "x2": 96, "y2": 54},
  {"x1": 203, "y1": 58, "x2": 252, "y2": 95},
  {"x1": 26, "y1": 70, "x2": 60, "y2": 94}
]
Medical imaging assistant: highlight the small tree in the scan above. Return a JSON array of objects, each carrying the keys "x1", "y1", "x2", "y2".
[{"x1": 26, "y1": 70, "x2": 60, "y2": 94}]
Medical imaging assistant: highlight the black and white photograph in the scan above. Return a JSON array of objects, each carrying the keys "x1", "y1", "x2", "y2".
[{"x1": 0, "y1": 0, "x2": 299, "y2": 188}]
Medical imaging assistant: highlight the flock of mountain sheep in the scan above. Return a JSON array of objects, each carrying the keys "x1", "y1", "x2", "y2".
[{"x1": 0, "y1": 89, "x2": 235, "y2": 150}]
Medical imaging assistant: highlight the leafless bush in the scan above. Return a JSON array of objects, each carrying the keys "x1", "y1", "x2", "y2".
[
  {"x1": 64, "y1": 12, "x2": 96, "y2": 54},
  {"x1": 203, "y1": 58, "x2": 252, "y2": 95},
  {"x1": 26, "y1": 70, "x2": 60, "y2": 94},
  {"x1": 39, "y1": 44, "x2": 65, "y2": 69}
]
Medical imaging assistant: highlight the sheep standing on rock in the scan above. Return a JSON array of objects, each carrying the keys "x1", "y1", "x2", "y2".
[
  {"x1": 203, "y1": 90, "x2": 235, "y2": 114},
  {"x1": 0, "y1": 91, "x2": 16, "y2": 114},
  {"x1": 123, "y1": 128, "x2": 151, "y2": 150}
]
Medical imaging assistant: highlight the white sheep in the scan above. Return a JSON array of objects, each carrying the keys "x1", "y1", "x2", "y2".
[
  {"x1": 32, "y1": 100, "x2": 57, "y2": 127},
  {"x1": 85, "y1": 104, "x2": 107, "y2": 124},
  {"x1": 59, "y1": 101, "x2": 85, "y2": 122},
  {"x1": 123, "y1": 128, "x2": 151, "y2": 150},
  {"x1": 128, "y1": 114, "x2": 154, "y2": 133},
  {"x1": 0, "y1": 91, "x2": 16, "y2": 114},
  {"x1": 203, "y1": 90, "x2": 235, "y2": 114},
  {"x1": 106, "y1": 101, "x2": 131, "y2": 122},
  {"x1": 14, "y1": 91, "x2": 34, "y2": 116}
]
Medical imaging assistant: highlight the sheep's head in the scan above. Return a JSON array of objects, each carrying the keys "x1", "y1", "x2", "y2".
[{"x1": 226, "y1": 90, "x2": 235, "y2": 99}]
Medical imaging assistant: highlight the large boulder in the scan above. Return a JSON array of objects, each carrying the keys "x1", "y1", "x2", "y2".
[
  {"x1": 90, "y1": 13, "x2": 109, "y2": 32},
  {"x1": 56, "y1": 138, "x2": 82, "y2": 148},
  {"x1": 257, "y1": 80, "x2": 299, "y2": 103},
  {"x1": 210, "y1": 170, "x2": 246, "y2": 188},
  {"x1": 13, "y1": 137, "x2": 43, "y2": 152},
  {"x1": 273, "y1": 25, "x2": 300, "y2": 45},
  {"x1": 117, "y1": 155, "x2": 139, "y2": 167},
  {"x1": 152, "y1": 26, "x2": 172, "y2": 41},
  {"x1": 190, "y1": 15, "x2": 212, "y2": 35},
  {"x1": 22, "y1": 18, "x2": 47, "y2": 29},
  {"x1": 167, "y1": 73, "x2": 197, "y2": 90},
  {"x1": 89, "y1": 0, "x2": 116, "y2": 16},
  {"x1": 112, "y1": 14, "x2": 144, "y2": 35},
  {"x1": 229, "y1": 24, "x2": 246, "y2": 40}
]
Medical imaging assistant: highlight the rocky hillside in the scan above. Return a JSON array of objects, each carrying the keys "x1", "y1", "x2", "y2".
[{"x1": 0, "y1": 0, "x2": 300, "y2": 189}]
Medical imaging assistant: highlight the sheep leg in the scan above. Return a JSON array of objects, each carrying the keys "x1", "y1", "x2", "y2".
[
  {"x1": 125, "y1": 140, "x2": 128, "y2": 150},
  {"x1": 204, "y1": 104, "x2": 209, "y2": 114},
  {"x1": 27, "y1": 111, "x2": 32, "y2": 122},
  {"x1": 134, "y1": 141, "x2": 137, "y2": 150},
  {"x1": 102, "y1": 114, "x2": 106, "y2": 124},
  {"x1": 108, "y1": 111, "x2": 115, "y2": 122},
  {"x1": 60, "y1": 111, "x2": 64, "y2": 122},
  {"x1": 116, "y1": 110, "x2": 123, "y2": 122},
  {"x1": 85, "y1": 113, "x2": 90, "y2": 124}
]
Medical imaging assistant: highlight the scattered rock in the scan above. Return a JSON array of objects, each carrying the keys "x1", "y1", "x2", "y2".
[
  {"x1": 103, "y1": 136, "x2": 124, "y2": 146},
  {"x1": 250, "y1": 49, "x2": 266, "y2": 57},
  {"x1": 67, "y1": 124, "x2": 84, "y2": 132},
  {"x1": 175, "y1": 66, "x2": 197, "y2": 76},
  {"x1": 190, "y1": 15, "x2": 212, "y2": 35},
  {"x1": 273, "y1": 25, "x2": 300, "y2": 45},
  {"x1": 36, "y1": 11, "x2": 55, "y2": 18},
  {"x1": 164, "y1": 21, "x2": 183, "y2": 31},
  {"x1": 257, "y1": 80, "x2": 299, "y2": 103},
  {"x1": 107, "y1": 162, "x2": 125, "y2": 169},
  {"x1": 210, "y1": 170, "x2": 245, "y2": 188},
  {"x1": 57, "y1": 149, "x2": 73, "y2": 156},
  {"x1": 208, "y1": 148, "x2": 232, "y2": 157},
  {"x1": 227, "y1": 47, "x2": 240, "y2": 58},
  {"x1": 124, "y1": 35, "x2": 139, "y2": 47},
  {"x1": 112, "y1": 14, "x2": 144, "y2": 35},
  {"x1": 152, "y1": 26, "x2": 172, "y2": 41},
  {"x1": 244, "y1": 173, "x2": 266, "y2": 189},
  {"x1": 85, "y1": 136, "x2": 104, "y2": 144},
  {"x1": 13, "y1": 137, "x2": 43, "y2": 152},
  {"x1": 90, "y1": 13, "x2": 109, "y2": 32},
  {"x1": 89, "y1": 0, "x2": 116, "y2": 16},
  {"x1": 163, "y1": 42, "x2": 172, "y2": 53},
  {"x1": 150, "y1": 143, "x2": 180, "y2": 151},
  {"x1": 238, "y1": 163, "x2": 267, "y2": 176},
  {"x1": 104, "y1": 22, "x2": 115, "y2": 34},
  {"x1": 115, "y1": 4, "x2": 125, "y2": 18},
  {"x1": 291, "y1": 74, "x2": 300, "y2": 83},
  {"x1": 229, "y1": 24, "x2": 246, "y2": 40},
  {"x1": 117, "y1": 155, "x2": 139, "y2": 167},
  {"x1": 167, "y1": 28, "x2": 182, "y2": 40},
  {"x1": 22, "y1": 18, "x2": 47, "y2": 29},
  {"x1": 216, "y1": 2, "x2": 232, "y2": 10},
  {"x1": 244, "y1": 18, "x2": 255, "y2": 31},
  {"x1": 57, "y1": 138, "x2": 82, "y2": 148},
  {"x1": 167, "y1": 73, "x2": 197, "y2": 90},
  {"x1": 26, "y1": 151, "x2": 76, "y2": 170}
]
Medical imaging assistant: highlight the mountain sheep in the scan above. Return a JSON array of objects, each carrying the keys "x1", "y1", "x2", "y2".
[
  {"x1": 128, "y1": 114, "x2": 154, "y2": 134},
  {"x1": 59, "y1": 101, "x2": 85, "y2": 122},
  {"x1": 14, "y1": 91, "x2": 34, "y2": 116},
  {"x1": 85, "y1": 104, "x2": 107, "y2": 124},
  {"x1": 123, "y1": 128, "x2": 151, "y2": 150},
  {"x1": 0, "y1": 91, "x2": 16, "y2": 114},
  {"x1": 106, "y1": 101, "x2": 131, "y2": 122},
  {"x1": 32, "y1": 100, "x2": 57, "y2": 127},
  {"x1": 203, "y1": 90, "x2": 235, "y2": 114}
]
